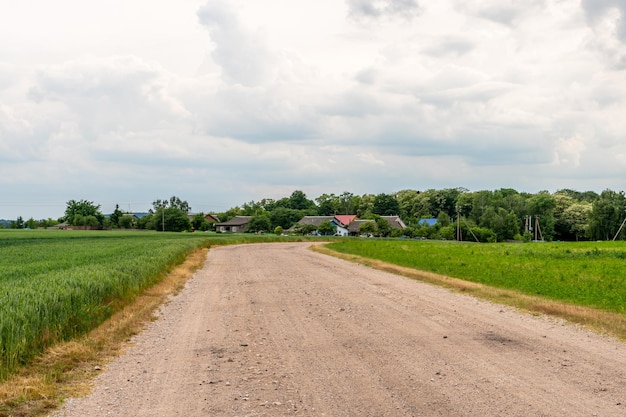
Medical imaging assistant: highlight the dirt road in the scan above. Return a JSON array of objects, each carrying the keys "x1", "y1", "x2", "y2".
[{"x1": 53, "y1": 242, "x2": 626, "y2": 416}]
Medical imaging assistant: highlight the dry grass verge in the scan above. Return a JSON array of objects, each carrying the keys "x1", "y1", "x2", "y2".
[
  {"x1": 313, "y1": 245, "x2": 626, "y2": 341},
  {"x1": 0, "y1": 248, "x2": 208, "y2": 417}
]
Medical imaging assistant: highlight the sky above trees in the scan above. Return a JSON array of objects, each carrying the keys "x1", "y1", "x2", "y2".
[{"x1": 1, "y1": 0, "x2": 625, "y2": 219}]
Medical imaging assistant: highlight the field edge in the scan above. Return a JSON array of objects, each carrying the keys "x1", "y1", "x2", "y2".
[
  {"x1": 312, "y1": 244, "x2": 626, "y2": 342},
  {"x1": 0, "y1": 247, "x2": 209, "y2": 417}
]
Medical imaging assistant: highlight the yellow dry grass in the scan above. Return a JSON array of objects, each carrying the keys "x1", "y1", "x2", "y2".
[
  {"x1": 312, "y1": 245, "x2": 626, "y2": 341},
  {"x1": 0, "y1": 248, "x2": 208, "y2": 417}
]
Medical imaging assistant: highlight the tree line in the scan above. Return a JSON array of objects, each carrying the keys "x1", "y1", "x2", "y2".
[
  {"x1": 215, "y1": 188, "x2": 626, "y2": 242},
  {"x1": 4, "y1": 188, "x2": 626, "y2": 241}
]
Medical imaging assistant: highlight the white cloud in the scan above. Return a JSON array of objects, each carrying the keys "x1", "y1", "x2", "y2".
[
  {"x1": 551, "y1": 136, "x2": 586, "y2": 167},
  {"x1": 1, "y1": 0, "x2": 626, "y2": 219},
  {"x1": 346, "y1": 0, "x2": 420, "y2": 20},
  {"x1": 357, "y1": 152, "x2": 386, "y2": 166}
]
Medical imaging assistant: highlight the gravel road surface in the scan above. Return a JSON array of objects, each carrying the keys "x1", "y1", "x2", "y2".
[{"x1": 52, "y1": 242, "x2": 626, "y2": 416}]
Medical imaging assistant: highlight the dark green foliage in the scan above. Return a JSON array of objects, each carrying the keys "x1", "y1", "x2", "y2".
[
  {"x1": 375, "y1": 217, "x2": 392, "y2": 237},
  {"x1": 372, "y1": 193, "x2": 400, "y2": 216},
  {"x1": 358, "y1": 221, "x2": 377, "y2": 235},
  {"x1": 64, "y1": 200, "x2": 105, "y2": 227},
  {"x1": 109, "y1": 204, "x2": 124, "y2": 227},
  {"x1": 317, "y1": 220, "x2": 336, "y2": 236},
  {"x1": 588, "y1": 190, "x2": 626, "y2": 240},
  {"x1": 269, "y1": 207, "x2": 304, "y2": 230},
  {"x1": 294, "y1": 223, "x2": 318, "y2": 235},
  {"x1": 248, "y1": 215, "x2": 272, "y2": 233},
  {"x1": 190, "y1": 213, "x2": 212, "y2": 231}
]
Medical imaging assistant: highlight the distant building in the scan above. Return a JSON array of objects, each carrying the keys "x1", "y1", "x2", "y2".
[
  {"x1": 292, "y1": 215, "x2": 357, "y2": 236},
  {"x1": 215, "y1": 216, "x2": 251, "y2": 233}
]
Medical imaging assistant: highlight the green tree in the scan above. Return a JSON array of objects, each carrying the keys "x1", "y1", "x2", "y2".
[
  {"x1": 372, "y1": 193, "x2": 400, "y2": 216},
  {"x1": 436, "y1": 211, "x2": 451, "y2": 227},
  {"x1": 14, "y1": 216, "x2": 25, "y2": 229},
  {"x1": 287, "y1": 190, "x2": 316, "y2": 210},
  {"x1": 136, "y1": 214, "x2": 155, "y2": 230},
  {"x1": 64, "y1": 199, "x2": 105, "y2": 227},
  {"x1": 216, "y1": 207, "x2": 242, "y2": 223},
  {"x1": 191, "y1": 213, "x2": 212, "y2": 231},
  {"x1": 109, "y1": 204, "x2": 124, "y2": 227},
  {"x1": 527, "y1": 192, "x2": 557, "y2": 240},
  {"x1": 151, "y1": 207, "x2": 191, "y2": 232},
  {"x1": 588, "y1": 189, "x2": 626, "y2": 240},
  {"x1": 149, "y1": 197, "x2": 192, "y2": 232},
  {"x1": 469, "y1": 226, "x2": 497, "y2": 242},
  {"x1": 396, "y1": 189, "x2": 421, "y2": 220},
  {"x1": 39, "y1": 218, "x2": 59, "y2": 229},
  {"x1": 24, "y1": 217, "x2": 38, "y2": 229},
  {"x1": 317, "y1": 220, "x2": 337, "y2": 236},
  {"x1": 553, "y1": 193, "x2": 575, "y2": 240},
  {"x1": 375, "y1": 217, "x2": 392, "y2": 237},
  {"x1": 152, "y1": 196, "x2": 191, "y2": 214},
  {"x1": 480, "y1": 207, "x2": 519, "y2": 241},
  {"x1": 118, "y1": 215, "x2": 135, "y2": 229},
  {"x1": 241, "y1": 201, "x2": 265, "y2": 216},
  {"x1": 295, "y1": 223, "x2": 318, "y2": 235},
  {"x1": 248, "y1": 215, "x2": 272, "y2": 233},
  {"x1": 563, "y1": 202, "x2": 592, "y2": 241},
  {"x1": 84, "y1": 215, "x2": 100, "y2": 228},
  {"x1": 358, "y1": 221, "x2": 377, "y2": 236},
  {"x1": 439, "y1": 225, "x2": 455, "y2": 240},
  {"x1": 269, "y1": 207, "x2": 303, "y2": 230},
  {"x1": 316, "y1": 193, "x2": 339, "y2": 216},
  {"x1": 274, "y1": 226, "x2": 284, "y2": 235},
  {"x1": 338, "y1": 191, "x2": 356, "y2": 214},
  {"x1": 356, "y1": 194, "x2": 376, "y2": 217}
]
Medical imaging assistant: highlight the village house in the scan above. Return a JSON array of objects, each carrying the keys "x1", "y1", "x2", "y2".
[
  {"x1": 215, "y1": 216, "x2": 251, "y2": 233},
  {"x1": 293, "y1": 215, "x2": 357, "y2": 236},
  {"x1": 347, "y1": 216, "x2": 407, "y2": 236}
]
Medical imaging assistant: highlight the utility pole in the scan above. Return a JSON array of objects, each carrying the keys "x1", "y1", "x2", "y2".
[
  {"x1": 525, "y1": 215, "x2": 531, "y2": 235},
  {"x1": 456, "y1": 206, "x2": 462, "y2": 241},
  {"x1": 534, "y1": 215, "x2": 544, "y2": 241}
]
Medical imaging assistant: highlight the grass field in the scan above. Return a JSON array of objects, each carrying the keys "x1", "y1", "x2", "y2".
[
  {"x1": 325, "y1": 239, "x2": 626, "y2": 315},
  {"x1": 0, "y1": 230, "x2": 294, "y2": 380}
]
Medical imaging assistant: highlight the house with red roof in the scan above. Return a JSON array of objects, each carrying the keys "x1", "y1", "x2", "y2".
[{"x1": 292, "y1": 215, "x2": 357, "y2": 236}]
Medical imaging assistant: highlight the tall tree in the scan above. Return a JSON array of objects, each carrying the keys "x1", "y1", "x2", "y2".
[
  {"x1": 563, "y1": 202, "x2": 592, "y2": 241},
  {"x1": 64, "y1": 199, "x2": 105, "y2": 227},
  {"x1": 110, "y1": 204, "x2": 124, "y2": 227},
  {"x1": 152, "y1": 196, "x2": 191, "y2": 213},
  {"x1": 287, "y1": 190, "x2": 316, "y2": 210},
  {"x1": 338, "y1": 191, "x2": 356, "y2": 214},
  {"x1": 316, "y1": 193, "x2": 339, "y2": 216},
  {"x1": 372, "y1": 193, "x2": 400, "y2": 216},
  {"x1": 150, "y1": 196, "x2": 192, "y2": 232},
  {"x1": 588, "y1": 190, "x2": 626, "y2": 240},
  {"x1": 248, "y1": 215, "x2": 272, "y2": 233},
  {"x1": 269, "y1": 207, "x2": 303, "y2": 229},
  {"x1": 527, "y1": 192, "x2": 557, "y2": 240}
]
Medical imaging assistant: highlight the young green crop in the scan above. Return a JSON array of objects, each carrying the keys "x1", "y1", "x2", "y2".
[
  {"x1": 326, "y1": 240, "x2": 626, "y2": 314},
  {"x1": 0, "y1": 230, "x2": 309, "y2": 379}
]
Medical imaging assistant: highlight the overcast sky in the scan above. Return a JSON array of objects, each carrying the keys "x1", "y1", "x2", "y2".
[{"x1": 1, "y1": 0, "x2": 625, "y2": 219}]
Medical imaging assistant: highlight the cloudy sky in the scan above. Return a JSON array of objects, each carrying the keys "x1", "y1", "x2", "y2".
[{"x1": 1, "y1": 0, "x2": 625, "y2": 219}]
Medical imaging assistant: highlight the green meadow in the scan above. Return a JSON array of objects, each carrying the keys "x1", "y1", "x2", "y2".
[
  {"x1": 0, "y1": 230, "x2": 292, "y2": 379},
  {"x1": 325, "y1": 239, "x2": 626, "y2": 314}
]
